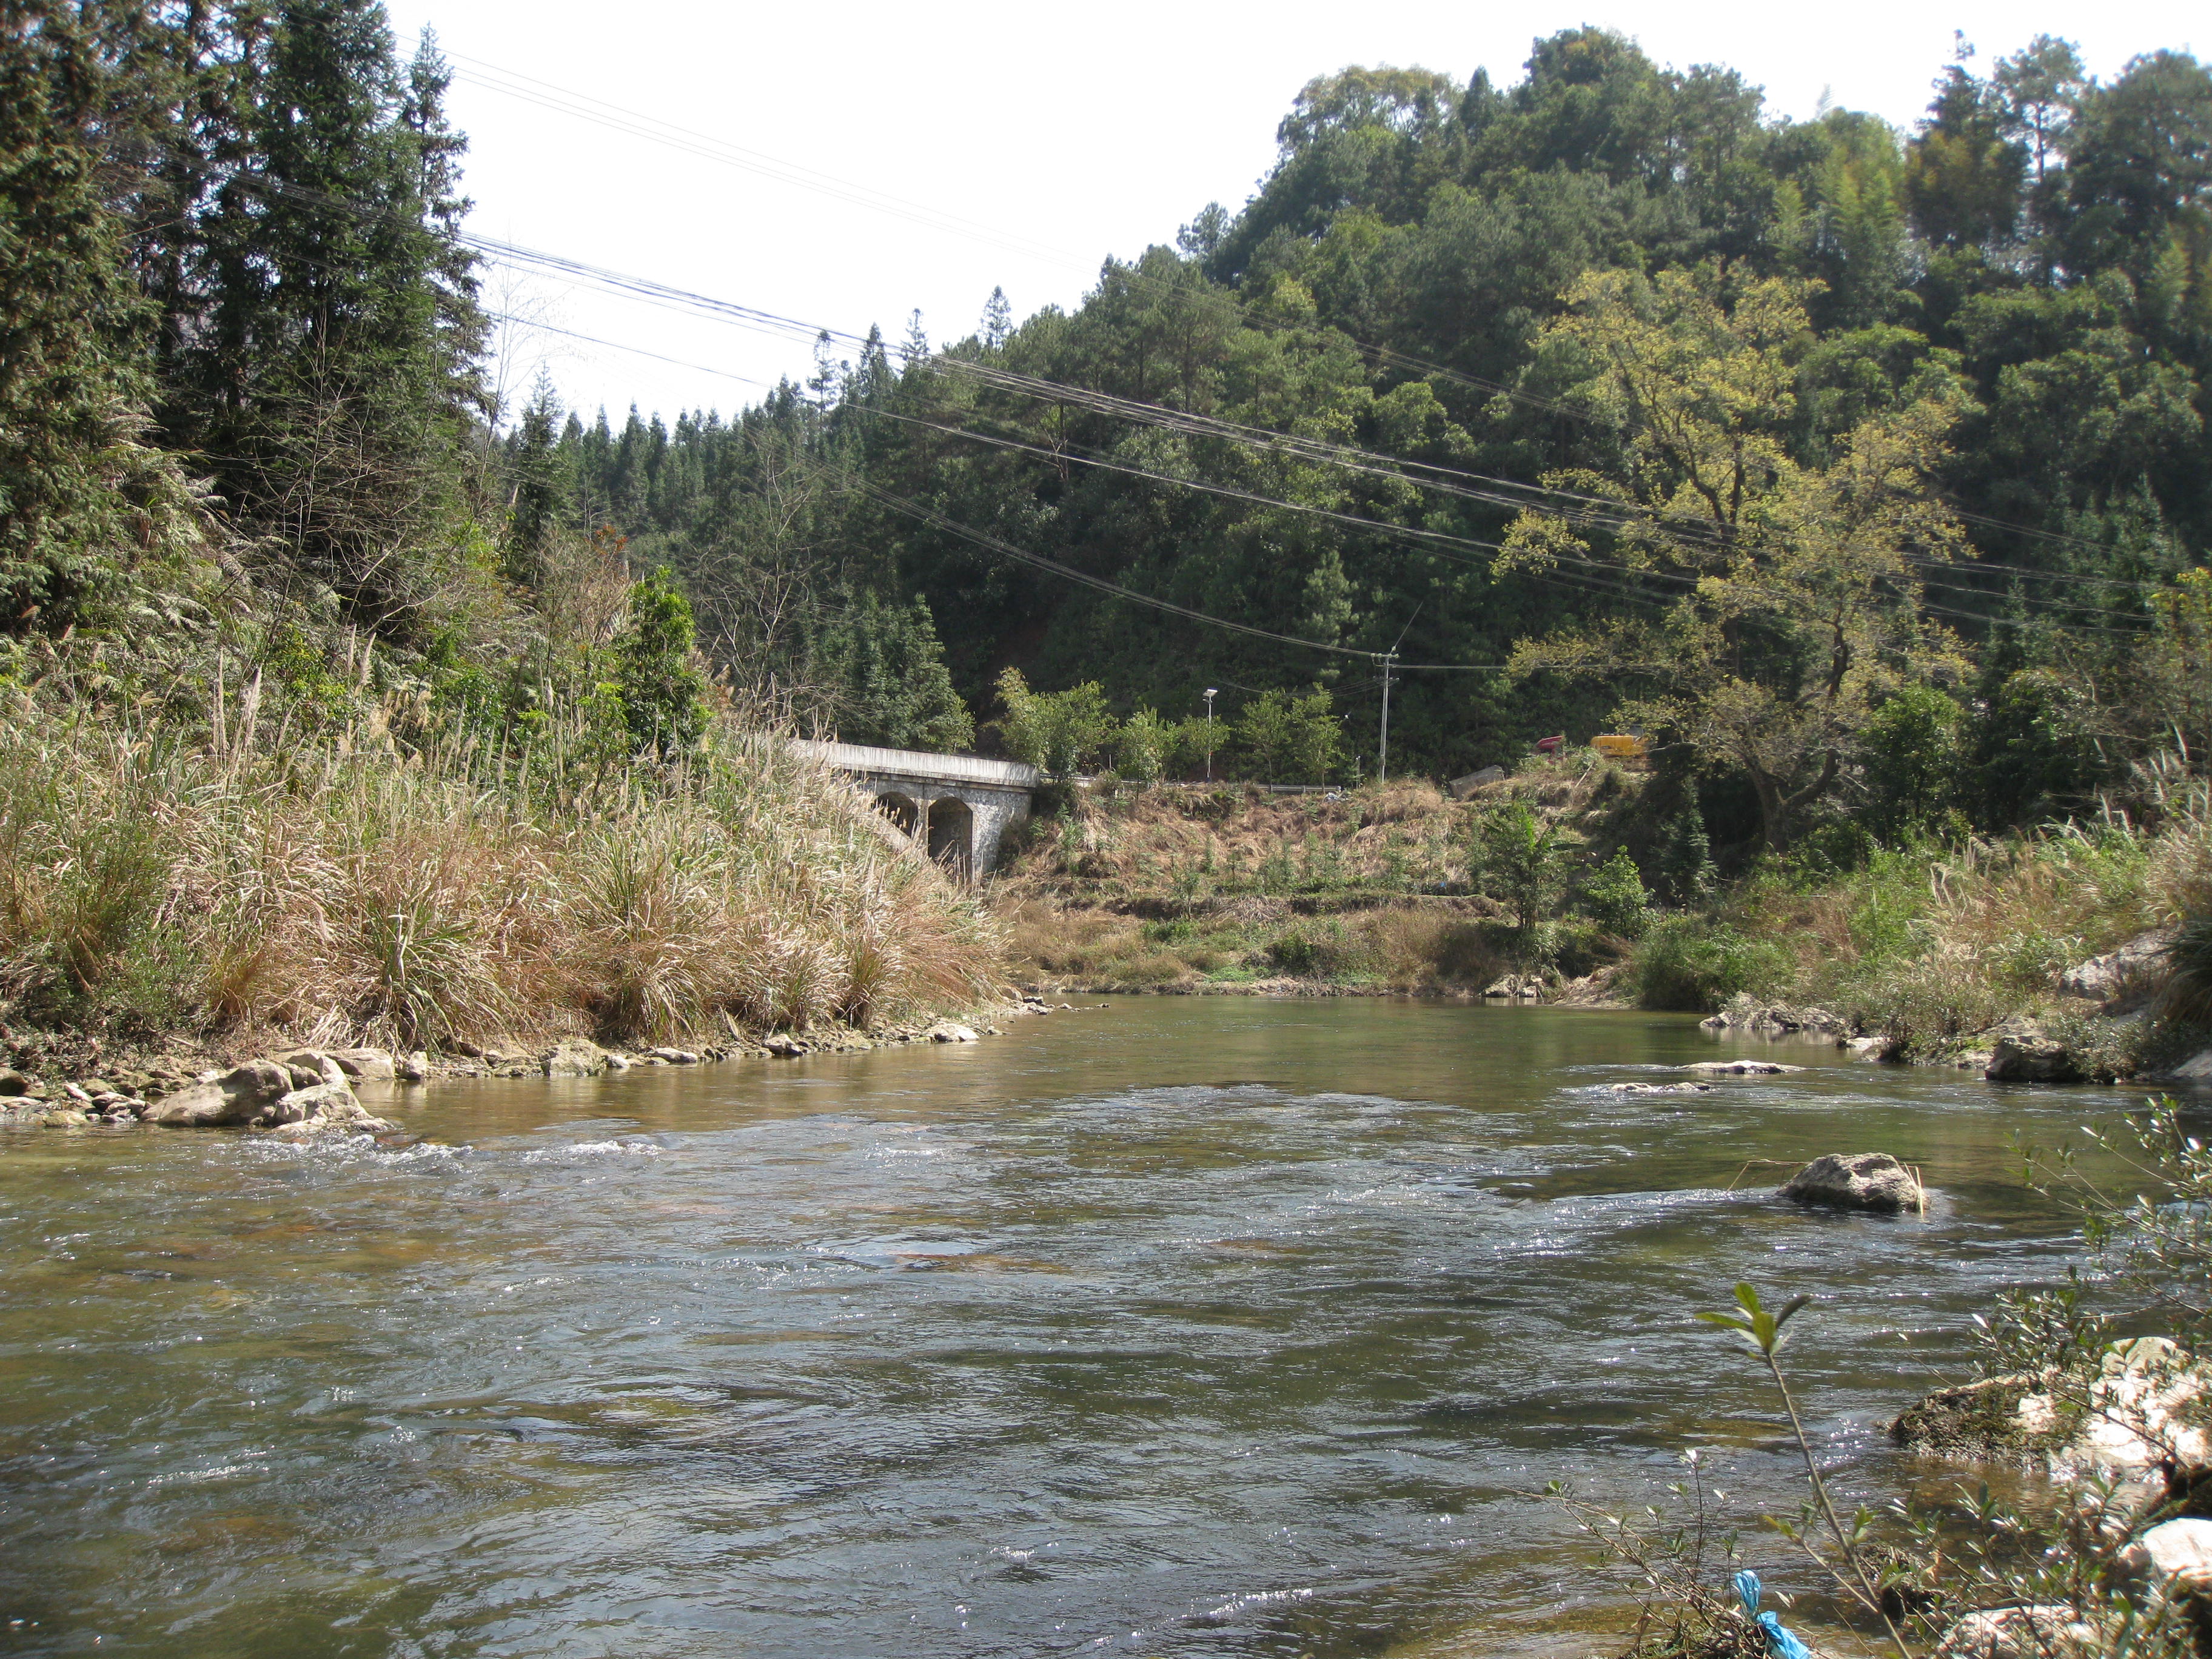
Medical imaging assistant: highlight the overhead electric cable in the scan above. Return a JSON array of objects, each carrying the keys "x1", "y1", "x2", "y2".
[{"x1": 187, "y1": 169, "x2": 2183, "y2": 634}]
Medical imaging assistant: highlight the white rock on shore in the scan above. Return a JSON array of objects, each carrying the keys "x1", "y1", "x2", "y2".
[
  {"x1": 1935, "y1": 1605, "x2": 2106, "y2": 1659},
  {"x1": 2117, "y1": 1517, "x2": 2212, "y2": 1597}
]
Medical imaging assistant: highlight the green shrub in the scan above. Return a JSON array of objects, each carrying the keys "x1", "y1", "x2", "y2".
[
  {"x1": 1265, "y1": 921, "x2": 1374, "y2": 978},
  {"x1": 1630, "y1": 916, "x2": 1791, "y2": 1011},
  {"x1": 1581, "y1": 846, "x2": 1651, "y2": 937}
]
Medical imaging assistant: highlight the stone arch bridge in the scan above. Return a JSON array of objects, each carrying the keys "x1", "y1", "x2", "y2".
[{"x1": 791, "y1": 740, "x2": 1039, "y2": 881}]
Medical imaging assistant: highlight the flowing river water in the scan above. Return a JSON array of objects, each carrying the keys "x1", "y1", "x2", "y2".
[{"x1": 0, "y1": 997, "x2": 2143, "y2": 1657}]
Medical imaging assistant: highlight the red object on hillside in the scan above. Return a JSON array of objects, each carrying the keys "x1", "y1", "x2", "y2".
[{"x1": 1534, "y1": 734, "x2": 1566, "y2": 754}]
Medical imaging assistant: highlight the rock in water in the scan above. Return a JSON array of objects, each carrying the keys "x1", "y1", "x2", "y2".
[
  {"x1": 1481, "y1": 974, "x2": 1543, "y2": 1000},
  {"x1": 270, "y1": 1079, "x2": 358, "y2": 1124},
  {"x1": 1683, "y1": 1059, "x2": 1804, "y2": 1076},
  {"x1": 1984, "y1": 1022, "x2": 2079, "y2": 1083},
  {"x1": 0, "y1": 1067, "x2": 30, "y2": 1096},
  {"x1": 1779, "y1": 1152, "x2": 1925, "y2": 1213},
  {"x1": 2029, "y1": 1336, "x2": 2210, "y2": 1475},
  {"x1": 275, "y1": 1050, "x2": 347, "y2": 1090},
  {"x1": 924, "y1": 1023, "x2": 979, "y2": 1043},
  {"x1": 147, "y1": 1059, "x2": 293, "y2": 1127},
  {"x1": 397, "y1": 1051, "x2": 429, "y2": 1082},
  {"x1": 544, "y1": 1038, "x2": 608, "y2": 1078}
]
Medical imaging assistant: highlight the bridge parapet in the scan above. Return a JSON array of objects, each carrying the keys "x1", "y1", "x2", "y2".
[{"x1": 789, "y1": 740, "x2": 1039, "y2": 880}]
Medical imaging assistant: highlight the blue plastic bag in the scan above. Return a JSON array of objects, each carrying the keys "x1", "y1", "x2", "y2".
[{"x1": 1732, "y1": 1571, "x2": 1814, "y2": 1659}]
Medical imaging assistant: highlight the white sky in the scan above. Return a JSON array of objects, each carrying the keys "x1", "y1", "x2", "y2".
[{"x1": 378, "y1": 0, "x2": 2203, "y2": 428}]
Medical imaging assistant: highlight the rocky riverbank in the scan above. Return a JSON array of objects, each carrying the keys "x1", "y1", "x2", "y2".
[{"x1": 0, "y1": 997, "x2": 1085, "y2": 1134}]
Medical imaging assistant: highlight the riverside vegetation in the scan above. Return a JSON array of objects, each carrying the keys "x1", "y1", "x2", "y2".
[
  {"x1": 998, "y1": 744, "x2": 2212, "y2": 1089},
  {"x1": 0, "y1": 1, "x2": 999, "y2": 1092}
]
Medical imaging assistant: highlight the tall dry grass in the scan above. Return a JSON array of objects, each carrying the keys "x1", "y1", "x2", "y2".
[{"x1": 0, "y1": 717, "x2": 1001, "y2": 1050}]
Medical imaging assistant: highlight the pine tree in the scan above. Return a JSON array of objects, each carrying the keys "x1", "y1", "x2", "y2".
[
  {"x1": 897, "y1": 309, "x2": 930, "y2": 371},
  {"x1": 155, "y1": 1, "x2": 486, "y2": 626},
  {"x1": 0, "y1": 0, "x2": 201, "y2": 632},
  {"x1": 611, "y1": 566, "x2": 708, "y2": 759},
  {"x1": 980, "y1": 286, "x2": 1012, "y2": 349},
  {"x1": 503, "y1": 370, "x2": 566, "y2": 585},
  {"x1": 810, "y1": 591, "x2": 974, "y2": 751}
]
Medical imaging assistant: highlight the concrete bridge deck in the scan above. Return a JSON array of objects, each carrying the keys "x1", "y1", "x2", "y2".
[{"x1": 791, "y1": 740, "x2": 1040, "y2": 880}]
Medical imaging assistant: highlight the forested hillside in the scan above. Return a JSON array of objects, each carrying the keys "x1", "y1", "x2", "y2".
[{"x1": 531, "y1": 30, "x2": 2212, "y2": 859}]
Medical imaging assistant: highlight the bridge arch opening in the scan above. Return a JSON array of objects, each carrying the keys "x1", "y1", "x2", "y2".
[
  {"x1": 874, "y1": 791, "x2": 920, "y2": 837},
  {"x1": 927, "y1": 797, "x2": 973, "y2": 880}
]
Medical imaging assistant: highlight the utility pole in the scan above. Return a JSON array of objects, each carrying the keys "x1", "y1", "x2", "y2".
[
  {"x1": 1202, "y1": 688, "x2": 1218, "y2": 782},
  {"x1": 1377, "y1": 652, "x2": 1396, "y2": 786}
]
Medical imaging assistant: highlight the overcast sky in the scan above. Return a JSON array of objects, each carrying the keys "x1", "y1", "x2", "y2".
[{"x1": 378, "y1": 0, "x2": 2203, "y2": 429}]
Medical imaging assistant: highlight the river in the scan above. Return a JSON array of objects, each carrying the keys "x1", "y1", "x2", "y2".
[{"x1": 0, "y1": 998, "x2": 2135, "y2": 1657}]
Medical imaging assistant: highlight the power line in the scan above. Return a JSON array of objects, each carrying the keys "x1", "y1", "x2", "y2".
[{"x1": 187, "y1": 166, "x2": 2182, "y2": 645}]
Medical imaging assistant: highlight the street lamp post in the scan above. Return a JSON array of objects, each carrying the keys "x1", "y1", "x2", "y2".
[{"x1": 1202, "y1": 688, "x2": 1218, "y2": 782}]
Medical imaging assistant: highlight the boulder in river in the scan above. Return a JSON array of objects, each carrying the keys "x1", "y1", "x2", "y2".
[
  {"x1": 1984, "y1": 1021, "x2": 2079, "y2": 1083},
  {"x1": 924, "y1": 1023, "x2": 979, "y2": 1044},
  {"x1": 397, "y1": 1051, "x2": 429, "y2": 1082},
  {"x1": 1481, "y1": 974, "x2": 1544, "y2": 1000},
  {"x1": 544, "y1": 1038, "x2": 608, "y2": 1078},
  {"x1": 1683, "y1": 1059, "x2": 1804, "y2": 1076},
  {"x1": 272, "y1": 1079, "x2": 358, "y2": 1123},
  {"x1": 147, "y1": 1059, "x2": 293, "y2": 1127},
  {"x1": 275, "y1": 1050, "x2": 346, "y2": 1090},
  {"x1": 647, "y1": 1047, "x2": 701, "y2": 1064},
  {"x1": 0, "y1": 1066, "x2": 32, "y2": 1096},
  {"x1": 1778, "y1": 1151, "x2": 1925, "y2": 1213},
  {"x1": 267, "y1": 1094, "x2": 398, "y2": 1139},
  {"x1": 1606, "y1": 1081, "x2": 1715, "y2": 1095},
  {"x1": 2031, "y1": 1336, "x2": 2210, "y2": 1476}
]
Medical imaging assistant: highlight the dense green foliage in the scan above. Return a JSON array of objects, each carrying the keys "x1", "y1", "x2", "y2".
[{"x1": 531, "y1": 28, "x2": 2211, "y2": 870}]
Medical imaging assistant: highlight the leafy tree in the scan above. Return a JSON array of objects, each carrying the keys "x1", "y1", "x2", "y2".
[
  {"x1": 1498, "y1": 266, "x2": 1971, "y2": 851},
  {"x1": 1473, "y1": 800, "x2": 1566, "y2": 931},
  {"x1": 609, "y1": 566, "x2": 708, "y2": 760},
  {"x1": 809, "y1": 591, "x2": 974, "y2": 752},
  {"x1": 993, "y1": 667, "x2": 1116, "y2": 773},
  {"x1": 1114, "y1": 707, "x2": 1170, "y2": 783},
  {"x1": 1858, "y1": 684, "x2": 1965, "y2": 841},
  {"x1": 1906, "y1": 65, "x2": 2026, "y2": 249},
  {"x1": 1581, "y1": 846, "x2": 1652, "y2": 937},
  {"x1": 1233, "y1": 686, "x2": 1343, "y2": 783}
]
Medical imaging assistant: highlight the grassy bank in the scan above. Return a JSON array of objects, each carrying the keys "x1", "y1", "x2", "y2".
[
  {"x1": 1622, "y1": 774, "x2": 2212, "y2": 1068},
  {"x1": 994, "y1": 772, "x2": 1627, "y2": 994},
  {"x1": 0, "y1": 668, "x2": 1001, "y2": 1071}
]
